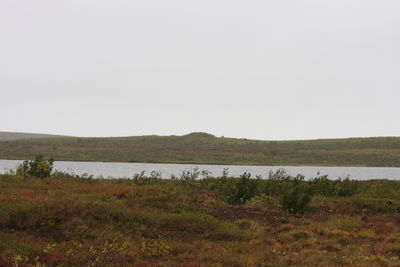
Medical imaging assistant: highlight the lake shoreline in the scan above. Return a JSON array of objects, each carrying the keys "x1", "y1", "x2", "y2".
[{"x1": 1, "y1": 159, "x2": 400, "y2": 180}]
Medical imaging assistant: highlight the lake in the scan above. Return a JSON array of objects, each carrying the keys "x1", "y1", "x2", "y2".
[{"x1": 1, "y1": 159, "x2": 400, "y2": 180}]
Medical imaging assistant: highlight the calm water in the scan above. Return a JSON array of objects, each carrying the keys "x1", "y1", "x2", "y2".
[{"x1": 1, "y1": 159, "x2": 400, "y2": 180}]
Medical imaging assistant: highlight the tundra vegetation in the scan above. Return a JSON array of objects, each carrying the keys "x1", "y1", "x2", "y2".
[
  {"x1": 2, "y1": 132, "x2": 400, "y2": 166},
  {"x1": 1, "y1": 157, "x2": 400, "y2": 266}
]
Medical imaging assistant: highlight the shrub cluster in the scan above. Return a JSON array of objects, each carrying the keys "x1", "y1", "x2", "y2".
[
  {"x1": 260, "y1": 169, "x2": 313, "y2": 213},
  {"x1": 16, "y1": 154, "x2": 54, "y2": 178},
  {"x1": 11, "y1": 154, "x2": 368, "y2": 213},
  {"x1": 224, "y1": 172, "x2": 258, "y2": 205},
  {"x1": 198, "y1": 168, "x2": 365, "y2": 213}
]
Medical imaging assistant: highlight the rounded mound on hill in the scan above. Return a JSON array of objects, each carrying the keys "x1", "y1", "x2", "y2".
[{"x1": 183, "y1": 132, "x2": 216, "y2": 138}]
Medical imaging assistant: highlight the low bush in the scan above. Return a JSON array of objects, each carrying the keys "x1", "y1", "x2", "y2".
[
  {"x1": 334, "y1": 177, "x2": 362, "y2": 197},
  {"x1": 225, "y1": 172, "x2": 258, "y2": 205},
  {"x1": 280, "y1": 177, "x2": 313, "y2": 213},
  {"x1": 16, "y1": 154, "x2": 54, "y2": 178},
  {"x1": 262, "y1": 169, "x2": 313, "y2": 213}
]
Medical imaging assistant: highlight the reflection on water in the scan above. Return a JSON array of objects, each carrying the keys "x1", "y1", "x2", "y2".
[{"x1": 0, "y1": 159, "x2": 399, "y2": 180}]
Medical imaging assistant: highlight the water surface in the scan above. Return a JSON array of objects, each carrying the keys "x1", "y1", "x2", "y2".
[{"x1": 1, "y1": 159, "x2": 399, "y2": 180}]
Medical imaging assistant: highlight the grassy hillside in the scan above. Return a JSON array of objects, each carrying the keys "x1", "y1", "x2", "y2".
[
  {"x1": 1, "y1": 132, "x2": 400, "y2": 166},
  {"x1": 0, "y1": 132, "x2": 69, "y2": 142},
  {"x1": 1, "y1": 172, "x2": 400, "y2": 266}
]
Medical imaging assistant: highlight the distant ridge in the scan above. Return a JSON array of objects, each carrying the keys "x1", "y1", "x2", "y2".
[
  {"x1": 1, "y1": 131, "x2": 400, "y2": 166},
  {"x1": 0, "y1": 132, "x2": 70, "y2": 142}
]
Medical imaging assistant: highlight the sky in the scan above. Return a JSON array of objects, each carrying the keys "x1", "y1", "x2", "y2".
[{"x1": 1, "y1": 0, "x2": 399, "y2": 140}]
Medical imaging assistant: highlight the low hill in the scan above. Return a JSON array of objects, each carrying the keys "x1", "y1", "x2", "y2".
[
  {"x1": 0, "y1": 132, "x2": 70, "y2": 141},
  {"x1": 0, "y1": 132, "x2": 400, "y2": 166}
]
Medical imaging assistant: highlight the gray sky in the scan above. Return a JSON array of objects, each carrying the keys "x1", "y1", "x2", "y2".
[{"x1": 1, "y1": 0, "x2": 399, "y2": 140}]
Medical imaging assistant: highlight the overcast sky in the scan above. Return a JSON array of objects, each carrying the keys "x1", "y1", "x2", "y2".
[{"x1": 1, "y1": 0, "x2": 399, "y2": 140}]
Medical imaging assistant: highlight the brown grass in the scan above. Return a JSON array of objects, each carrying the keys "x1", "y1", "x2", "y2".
[{"x1": 1, "y1": 175, "x2": 400, "y2": 266}]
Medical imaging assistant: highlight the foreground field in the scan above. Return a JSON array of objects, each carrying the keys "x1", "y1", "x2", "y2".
[
  {"x1": 1, "y1": 171, "x2": 400, "y2": 266},
  {"x1": 2, "y1": 132, "x2": 400, "y2": 166}
]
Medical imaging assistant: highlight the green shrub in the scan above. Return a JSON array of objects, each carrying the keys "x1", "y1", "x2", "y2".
[
  {"x1": 198, "y1": 172, "x2": 259, "y2": 205},
  {"x1": 309, "y1": 176, "x2": 336, "y2": 197},
  {"x1": 335, "y1": 177, "x2": 361, "y2": 197},
  {"x1": 226, "y1": 172, "x2": 258, "y2": 205},
  {"x1": 264, "y1": 169, "x2": 313, "y2": 213},
  {"x1": 261, "y1": 169, "x2": 292, "y2": 196},
  {"x1": 280, "y1": 177, "x2": 313, "y2": 213},
  {"x1": 178, "y1": 168, "x2": 201, "y2": 186},
  {"x1": 16, "y1": 154, "x2": 54, "y2": 178},
  {"x1": 309, "y1": 175, "x2": 364, "y2": 198},
  {"x1": 131, "y1": 171, "x2": 165, "y2": 185}
]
